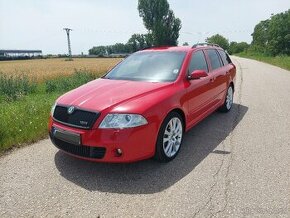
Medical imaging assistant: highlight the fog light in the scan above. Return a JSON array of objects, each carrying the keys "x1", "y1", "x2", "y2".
[{"x1": 116, "y1": 148, "x2": 123, "y2": 156}]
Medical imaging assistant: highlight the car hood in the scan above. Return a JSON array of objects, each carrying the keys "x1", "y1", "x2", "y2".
[{"x1": 57, "y1": 78, "x2": 171, "y2": 111}]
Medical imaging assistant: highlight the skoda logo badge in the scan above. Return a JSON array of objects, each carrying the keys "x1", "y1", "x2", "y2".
[{"x1": 67, "y1": 106, "x2": 75, "y2": 114}]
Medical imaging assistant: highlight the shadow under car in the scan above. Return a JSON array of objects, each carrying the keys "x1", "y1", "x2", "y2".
[{"x1": 54, "y1": 103, "x2": 248, "y2": 194}]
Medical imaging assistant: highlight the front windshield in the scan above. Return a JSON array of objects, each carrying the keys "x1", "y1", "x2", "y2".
[{"x1": 104, "y1": 51, "x2": 186, "y2": 82}]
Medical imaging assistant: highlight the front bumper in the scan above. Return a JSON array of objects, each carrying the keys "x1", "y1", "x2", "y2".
[{"x1": 49, "y1": 117, "x2": 158, "y2": 163}]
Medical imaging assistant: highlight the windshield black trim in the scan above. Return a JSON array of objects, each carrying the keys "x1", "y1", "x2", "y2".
[{"x1": 104, "y1": 77, "x2": 175, "y2": 83}]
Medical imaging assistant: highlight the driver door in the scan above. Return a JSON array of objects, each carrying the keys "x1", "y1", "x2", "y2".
[{"x1": 185, "y1": 50, "x2": 215, "y2": 125}]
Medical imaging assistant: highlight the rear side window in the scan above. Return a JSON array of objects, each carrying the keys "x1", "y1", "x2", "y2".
[
  {"x1": 207, "y1": 49, "x2": 222, "y2": 71},
  {"x1": 189, "y1": 50, "x2": 208, "y2": 73},
  {"x1": 218, "y1": 50, "x2": 232, "y2": 65}
]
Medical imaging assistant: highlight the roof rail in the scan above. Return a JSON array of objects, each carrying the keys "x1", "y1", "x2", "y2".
[
  {"x1": 141, "y1": 45, "x2": 172, "y2": 50},
  {"x1": 192, "y1": 43, "x2": 221, "y2": 48}
]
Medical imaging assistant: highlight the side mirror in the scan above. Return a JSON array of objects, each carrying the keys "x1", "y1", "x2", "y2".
[{"x1": 188, "y1": 70, "x2": 208, "y2": 80}]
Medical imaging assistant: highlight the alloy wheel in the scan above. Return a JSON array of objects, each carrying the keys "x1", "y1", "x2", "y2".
[
  {"x1": 226, "y1": 86, "x2": 233, "y2": 110},
  {"x1": 162, "y1": 117, "x2": 183, "y2": 158}
]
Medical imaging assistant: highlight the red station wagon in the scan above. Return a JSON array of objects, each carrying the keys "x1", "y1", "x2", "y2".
[{"x1": 49, "y1": 43, "x2": 236, "y2": 163}]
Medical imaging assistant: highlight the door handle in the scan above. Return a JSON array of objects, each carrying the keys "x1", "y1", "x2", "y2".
[{"x1": 210, "y1": 77, "x2": 215, "y2": 82}]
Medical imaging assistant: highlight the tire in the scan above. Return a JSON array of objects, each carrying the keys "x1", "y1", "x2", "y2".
[
  {"x1": 219, "y1": 85, "x2": 234, "y2": 113},
  {"x1": 154, "y1": 112, "x2": 184, "y2": 162}
]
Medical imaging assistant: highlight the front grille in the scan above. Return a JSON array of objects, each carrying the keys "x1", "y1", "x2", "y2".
[
  {"x1": 50, "y1": 132, "x2": 106, "y2": 159},
  {"x1": 53, "y1": 105, "x2": 100, "y2": 129}
]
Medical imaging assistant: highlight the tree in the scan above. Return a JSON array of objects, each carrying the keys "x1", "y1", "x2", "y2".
[
  {"x1": 182, "y1": 42, "x2": 189, "y2": 46},
  {"x1": 251, "y1": 20, "x2": 270, "y2": 54},
  {"x1": 111, "y1": 43, "x2": 129, "y2": 54},
  {"x1": 89, "y1": 0, "x2": 183, "y2": 54},
  {"x1": 89, "y1": 43, "x2": 131, "y2": 56},
  {"x1": 206, "y1": 34, "x2": 229, "y2": 50},
  {"x1": 228, "y1": 41, "x2": 250, "y2": 54},
  {"x1": 88, "y1": 46, "x2": 107, "y2": 56},
  {"x1": 138, "y1": 0, "x2": 182, "y2": 46},
  {"x1": 127, "y1": 34, "x2": 152, "y2": 52},
  {"x1": 252, "y1": 9, "x2": 290, "y2": 55}
]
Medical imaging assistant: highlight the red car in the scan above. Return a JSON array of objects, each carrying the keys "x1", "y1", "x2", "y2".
[{"x1": 49, "y1": 43, "x2": 236, "y2": 163}]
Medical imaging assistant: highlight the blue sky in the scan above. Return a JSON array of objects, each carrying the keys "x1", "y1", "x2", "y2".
[{"x1": 0, "y1": 0, "x2": 289, "y2": 54}]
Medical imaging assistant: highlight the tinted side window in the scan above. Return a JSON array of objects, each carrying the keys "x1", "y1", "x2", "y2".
[
  {"x1": 189, "y1": 50, "x2": 208, "y2": 73},
  {"x1": 207, "y1": 49, "x2": 222, "y2": 70},
  {"x1": 218, "y1": 50, "x2": 232, "y2": 65}
]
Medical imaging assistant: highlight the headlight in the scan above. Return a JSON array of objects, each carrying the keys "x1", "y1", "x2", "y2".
[
  {"x1": 99, "y1": 113, "x2": 148, "y2": 129},
  {"x1": 51, "y1": 103, "x2": 56, "y2": 116}
]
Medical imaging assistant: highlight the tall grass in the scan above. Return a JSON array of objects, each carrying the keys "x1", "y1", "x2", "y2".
[
  {"x1": 45, "y1": 70, "x2": 96, "y2": 93},
  {"x1": 237, "y1": 52, "x2": 290, "y2": 71},
  {"x1": 0, "y1": 73, "x2": 37, "y2": 101},
  {"x1": 0, "y1": 70, "x2": 98, "y2": 154},
  {"x1": 0, "y1": 93, "x2": 59, "y2": 152}
]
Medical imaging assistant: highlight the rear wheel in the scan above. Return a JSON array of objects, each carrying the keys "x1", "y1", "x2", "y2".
[
  {"x1": 219, "y1": 85, "x2": 234, "y2": 113},
  {"x1": 154, "y1": 112, "x2": 184, "y2": 162}
]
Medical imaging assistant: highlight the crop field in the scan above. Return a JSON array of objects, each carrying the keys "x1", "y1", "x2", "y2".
[
  {"x1": 0, "y1": 58, "x2": 122, "y2": 81},
  {"x1": 0, "y1": 58, "x2": 122, "y2": 154}
]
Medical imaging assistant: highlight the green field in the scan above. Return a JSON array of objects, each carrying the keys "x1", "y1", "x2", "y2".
[
  {"x1": 0, "y1": 58, "x2": 121, "y2": 154},
  {"x1": 0, "y1": 93, "x2": 59, "y2": 152},
  {"x1": 237, "y1": 52, "x2": 290, "y2": 71},
  {"x1": 0, "y1": 71, "x2": 99, "y2": 154}
]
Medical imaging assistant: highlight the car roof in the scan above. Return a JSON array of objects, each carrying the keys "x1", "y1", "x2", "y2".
[{"x1": 142, "y1": 45, "x2": 223, "y2": 53}]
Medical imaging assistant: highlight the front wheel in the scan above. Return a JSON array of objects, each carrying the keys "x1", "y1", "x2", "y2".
[
  {"x1": 154, "y1": 112, "x2": 184, "y2": 162},
  {"x1": 219, "y1": 85, "x2": 234, "y2": 113}
]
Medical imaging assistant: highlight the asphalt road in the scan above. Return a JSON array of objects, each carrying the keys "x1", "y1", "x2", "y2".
[{"x1": 0, "y1": 56, "x2": 289, "y2": 217}]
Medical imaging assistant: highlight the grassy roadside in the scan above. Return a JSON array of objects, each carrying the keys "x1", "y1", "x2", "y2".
[
  {"x1": 0, "y1": 71, "x2": 99, "y2": 155},
  {"x1": 236, "y1": 52, "x2": 290, "y2": 71},
  {"x1": 0, "y1": 93, "x2": 59, "y2": 153}
]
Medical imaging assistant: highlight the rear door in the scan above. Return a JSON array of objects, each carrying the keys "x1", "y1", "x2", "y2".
[
  {"x1": 205, "y1": 49, "x2": 227, "y2": 104},
  {"x1": 217, "y1": 49, "x2": 236, "y2": 91}
]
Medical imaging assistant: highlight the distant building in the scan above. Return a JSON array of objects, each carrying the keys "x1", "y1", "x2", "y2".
[
  {"x1": 0, "y1": 50, "x2": 42, "y2": 57},
  {"x1": 0, "y1": 50, "x2": 43, "y2": 60}
]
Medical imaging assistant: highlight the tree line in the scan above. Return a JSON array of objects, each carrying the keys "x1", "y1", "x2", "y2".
[
  {"x1": 251, "y1": 9, "x2": 290, "y2": 55},
  {"x1": 89, "y1": 34, "x2": 152, "y2": 56},
  {"x1": 206, "y1": 9, "x2": 290, "y2": 56},
  {"x1": 89, "y1": 1, "x2": 289, "y2": 57},
  {"x1": 89, "y1": 0, "x2": 181, "y2": 56},
  {"x1": 205, "y1": 34, "x2": 250, "y2": 55}
]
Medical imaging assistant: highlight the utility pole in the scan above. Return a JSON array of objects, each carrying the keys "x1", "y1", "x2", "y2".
[{"x1": 63, "y1": 28, "x2": 72, "y2": 60}]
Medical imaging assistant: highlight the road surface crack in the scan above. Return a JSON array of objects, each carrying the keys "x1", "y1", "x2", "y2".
[
  {"x1": 192, "y1": 151, "x2": 226, "y2": 218},
  {"x1": 193, "y1": 58, "x2": 244, "y2": 218},
  {"x1": 213, "y1": 58, "x2": 244, "y2": 217}
]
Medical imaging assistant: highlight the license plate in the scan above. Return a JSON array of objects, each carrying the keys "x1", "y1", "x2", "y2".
[{"x1": 52, "y1": 127, "x2": 81, "y2": 145}]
